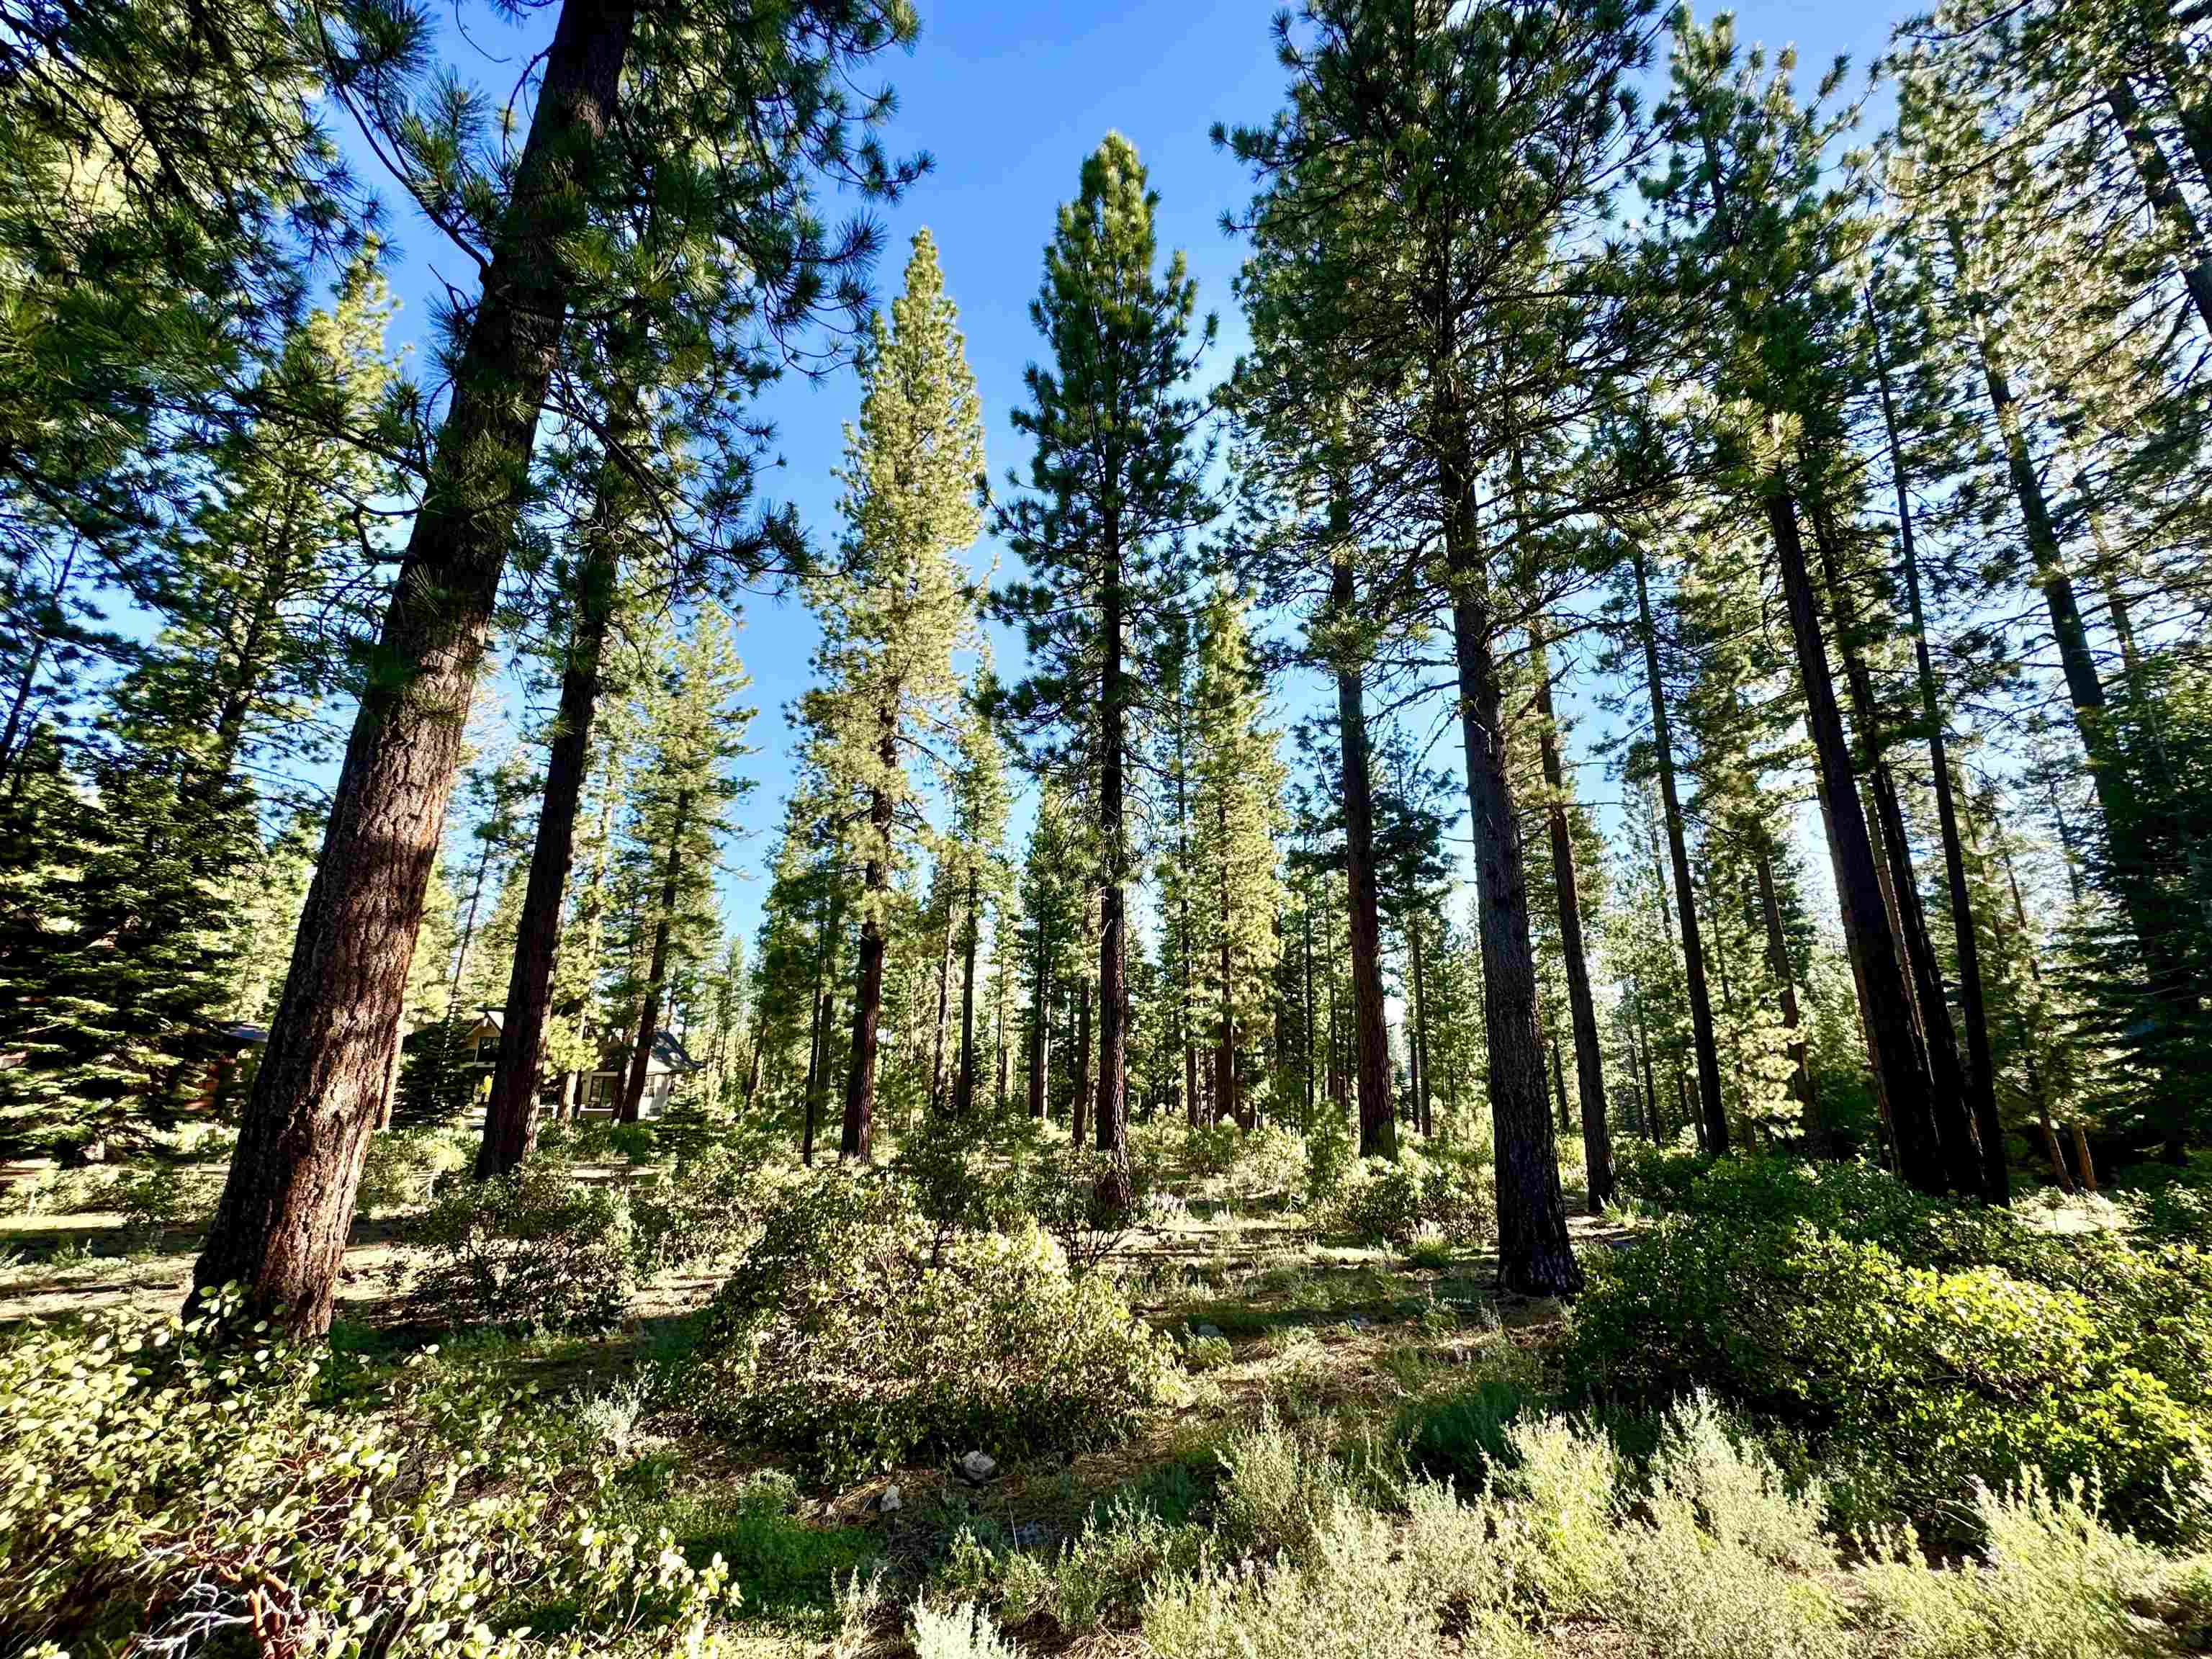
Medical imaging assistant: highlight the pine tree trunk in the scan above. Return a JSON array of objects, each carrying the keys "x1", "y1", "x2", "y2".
[
  {"x1": 1072, "y1": 976, "x2": 1092, "y2": 1146},
  {"x1": 480, "y1": 485, "x2": 622, "y2": 1177},
  {"x1": 1442, "y1": 469, "x2": 1580, "y2": 1297},
  {"x1": 1951, "y1": 219, "x2": 2199, "y2": 1128},
  {"x1": 1767, "y1": 489, "x2": 1945, "y2": 1192},
  {"x1": 191, "y1": 0, "x2": 636, "y2": 1335},
  {"x1": 927, "y1": 897, "x2": 955, "y2": 1115},
  {"x1": 1530, "y1": 621, "x2": 1613, "y2": 1206},
  {"x1": 1632, "y1": 981, "x2": 1658, "y2": 1142},
  {"x1": 2073, "y1": 1122, "x2": 2101, "y2": 1195},
  {"x1": 1028, "y1": 925, "x2": 1050, "y2": 1121},
  {"x1": 619, "y1": 789, "x2": 688, "y2": 1123},
  {"x1": 995, "y1": 997, "x2": 1009, "y2": 1115},
  {"x1": 1871, "y1": 310, "x2": 2008, "y2": 1201},
  {"x1": 1807, "y1": 503, "x2": 1980, "y2": 1194},
  {"x1": 954, "y1": 868, "x2": 981, "y2": 1116},
  {"x1": 1409, "y1": 914, "x2": 1434, "y2": 1139},
  {"x1": 1631, "y1": 544, "x2": 1727, "y2": 1155},
  {"x1": 1301, "y1": 904, "x2": 1316, "y2": 1126},
  {"x1": 842, "y1": 746, "x2": 896, "y2": 1159},
  {"x1": 801, "y1": 887, "x2": 840, "y2": 1166},
  {"x1": 1330, "y1": 562, "x2": 1396, "y2": 1159},
  {"x1": 1095, "y1": 515, "x2": 1130, "y2": 1182}
]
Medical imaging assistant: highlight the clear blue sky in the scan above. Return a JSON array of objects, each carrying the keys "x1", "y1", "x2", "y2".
[{"x1": 350, "y1": 0, "x2": 1904, "y2": 946}]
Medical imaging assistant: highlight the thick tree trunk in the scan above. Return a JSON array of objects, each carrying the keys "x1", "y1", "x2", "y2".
[
  {"x1": 619, "y1": 789, "x2": 688, "y2": 1123},
  {"x1": 1330, "y1": 561, "x2": 1396, "y2": 1159},
  {"x1": 479, "y1": 486, "x2": 623, "y2": 1177},
  {"x1": 1807, "y1": 503, "x2": 1980, "y2": 1195},
  {"x1": 1631, "y1": 544, "x2": 1727, "y2": 1155},
  {"x1": 1442, "y1": 474, "x2": 1580, "y2": 1297},
  {"x1": 1767, "y1": 490, "x2": 1945, "y2": 1193},
  {"x1": 1530, "y1": 621, "x2": 1613, "y2": 1207},
  {"x1": 191, "y1": 0, "x2": 636, "y2": 1334}
]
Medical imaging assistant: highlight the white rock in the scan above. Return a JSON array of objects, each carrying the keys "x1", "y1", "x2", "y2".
[
  {"x1": 878, "y1": 1483, "x2": 902, "y2": 1513},
  {"x1": 957, "y1": 1449, "x2": 997, "y2": 1483},
  {"x1": 1192, "y1": 1323, "x2": 1226, "y2": 1341}
]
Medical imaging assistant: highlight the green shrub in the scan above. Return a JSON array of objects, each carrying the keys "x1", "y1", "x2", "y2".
[
  {"x1": 356, "y1": 1124, "x2": 470, "y2": 1215},
  {"x1": 698, "y1": 1180, "x2": 1174, "y2": 1482},
  {"x1": 1321, "y1": 1152, "x2": 1491, "y2": 1249},
  {"x1": 1141, "y1": 1495, "x2": 1444, "y2": 1659},
  {"x1": 1394, "y1": 1375, "x2": 1526, "y2": 1486},
  {"x1": 911, "y1": 1597, "x2": 1022, "y2": 1659},
  {"x1": 1859, "y1": 1474, "x2": 2170, "y2": 1659},
  {"x1": 110, "y1": 1164, "x2": 212, "y2": 1240},
  {"x1": 1570, "y1": 1208, "x2": 2210, "y2": 1534},
  {"x1": 1302, "y1": 1118, "x2": 1354, "y2": 1211},
  {"x1": 1025, "y1": 1145, "x2": 1152, "y2": 1277},
  {"x1": 1610, "y1": 1139, "x2": 1713, "y2": 1209},
  {"x1": 0, "y1": 1292, "x2": 735, "y2": 1655},
  {"x1": 411, "y1": 1161, "x2": 635, "y2": 1331},
  {"x1": 630, "y1": 1143, "x2": 772, "y2": 1274},
  {"x1": 1182, "y1": 1333, "x2": 1233, "y2": 1373}
]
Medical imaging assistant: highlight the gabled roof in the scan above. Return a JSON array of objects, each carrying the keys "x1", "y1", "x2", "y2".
[{"x1": 650, "y1": 1030, "x2": 704, "y2": 1071}]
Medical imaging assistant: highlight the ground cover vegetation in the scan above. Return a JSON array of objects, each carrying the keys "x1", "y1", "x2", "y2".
[{"x1": 7, "y1": 0, "x2": 2212, "y2": 1652}]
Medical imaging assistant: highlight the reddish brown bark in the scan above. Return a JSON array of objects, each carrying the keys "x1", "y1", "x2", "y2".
[{"x1": 192, "y1": 0, "x2": 637, "y2": 1334}]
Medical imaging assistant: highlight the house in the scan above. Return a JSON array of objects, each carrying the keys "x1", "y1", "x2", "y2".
[{"x1": 577, "y1": 1028, "x2": 705, "y2": 1120}]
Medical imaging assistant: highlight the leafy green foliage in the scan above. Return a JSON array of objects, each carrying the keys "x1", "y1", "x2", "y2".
[
  {"x1": 1570, "y1": 1159, "x2": 2212, "y2": 1534},
  {"x1": 1318, "y1": 1152, "x2": 1493, "y2": 1250},
  {"x1": 698, "y1": 1176, "x2": 1173, "y2": 1482},
  {"x1": 0, "y1": 1292, "x2": 736, "y2": 1655},
  {"x1": 410, "y1": 1163, "x2": 635, "y2": 1331}
]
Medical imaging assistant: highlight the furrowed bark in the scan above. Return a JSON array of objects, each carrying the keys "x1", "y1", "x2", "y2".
[{"x1": 192, "y1": 0, "x2": 637, "y2": 1334}]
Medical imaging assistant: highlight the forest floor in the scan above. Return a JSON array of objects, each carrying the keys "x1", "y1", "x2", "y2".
[{"x1": 6, "y1": 1146, "x2": 2193, "y2": 1658}]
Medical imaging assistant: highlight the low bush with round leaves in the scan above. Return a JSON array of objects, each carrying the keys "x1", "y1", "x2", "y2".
[
  {"x1": 696, "y1": 1174, "x2": 1175, "y2": 1483},
  {"x1": 0, "y1": 1290, "x2": 736, "y2": 1655},
  {"x1": 1568, "y1": 1202, "x2": 2211, "y2": 1537},
  {"x1": 410, "y1": 1160, "x2": 635, "y2": 1331},
  {"x1": 1320, "y1": 1151, "x2": 1492, "y2": 1250}
]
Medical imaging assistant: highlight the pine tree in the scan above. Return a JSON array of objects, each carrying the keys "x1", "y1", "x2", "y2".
[
  {"x1": 995, "y1": 134, "x2": 1220, "y2": 1195},
  {"x1": 1186, "y1": 586, "x2": 1287, "y2": 1130},
  {"x1": 1219, "y1": 0, "x2": 1662, "y2": 1293},
  {"x1": 796, "y1": 229, "x2": 986, "y2": 1161},
  {"x1": 197, "y1": 0, "x2": 923, "y2": 1334},
  {"x1": 610, "y1": 611, "x2": 754, "y2": 1123}
]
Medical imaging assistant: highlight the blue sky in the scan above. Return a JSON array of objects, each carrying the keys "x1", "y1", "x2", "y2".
[{"x1": 352, "y1": 0, "x2": 1905, "y2": 946}]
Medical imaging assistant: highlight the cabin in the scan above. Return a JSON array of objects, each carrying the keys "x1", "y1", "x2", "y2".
[
  {"x1": 389, "y1": 1012, "x2": 704, "y2": 1123},
  {"x1": 576, "y1": 1029, "x2": 704, "y2": 1120}
]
